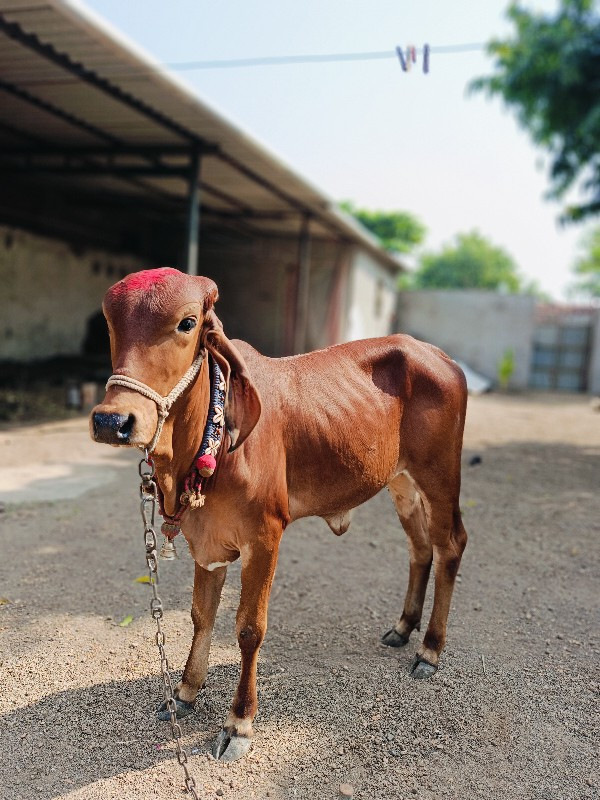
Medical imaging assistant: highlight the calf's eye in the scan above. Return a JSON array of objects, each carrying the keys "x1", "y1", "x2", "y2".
[{"x1": 177, "y1": 317, "x2": 197, "y2": 333}]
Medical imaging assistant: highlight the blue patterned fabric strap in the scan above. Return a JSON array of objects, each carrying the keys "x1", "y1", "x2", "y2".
[
  {"x1": 198, "y1": 358, "x2": 226, "y2": 465},
  {"x1": 171, "y1": 356, "x2": 227, "y2": 522}
]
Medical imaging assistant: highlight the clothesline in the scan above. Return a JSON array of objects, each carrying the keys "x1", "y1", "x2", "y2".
[{"x1": 165, "y1": 42, "x2": 485, "y2": 72}]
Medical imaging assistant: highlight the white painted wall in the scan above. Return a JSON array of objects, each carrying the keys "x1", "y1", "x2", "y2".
[
  {"x1": 397, "y1": 289, "x2": 536, "y2": 389},
  {"x1": 0, "y1": 225, "x2": 145, "y2": 361},
  {"x1": 344, "y1": 249, "x2": 398, "y2": 342}
]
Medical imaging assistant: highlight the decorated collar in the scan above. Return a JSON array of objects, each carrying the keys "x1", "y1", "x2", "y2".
[{"x1": 157, "y1": 356, "x2": 226, "y2": 540}]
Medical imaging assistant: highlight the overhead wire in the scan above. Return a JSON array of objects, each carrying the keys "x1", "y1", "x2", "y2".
[{"x1": 165, "y1": 43, "x2": 485, "y2": 72}]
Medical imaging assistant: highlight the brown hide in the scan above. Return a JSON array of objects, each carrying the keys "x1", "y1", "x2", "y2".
[{"x1": 91, "y1": 268, "x2": 468, "y2": 761}]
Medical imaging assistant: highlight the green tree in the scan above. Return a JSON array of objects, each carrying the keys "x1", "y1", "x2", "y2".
[
  {"x1": 340, "y1": 201, "x2": 426, "y2": 253},
  {"x1": 412, "y1": 231, "x2": 523, "y2": 291},
  {"x1": 570, "y1": 226, "x2": 600, "y2": 297},
  {"x1": 471, "y1": 0, "x2": 600, "y2": 222}
]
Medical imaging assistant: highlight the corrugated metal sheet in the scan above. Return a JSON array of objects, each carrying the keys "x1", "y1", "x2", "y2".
[{"x1": 0, "y1": 0, "x2": 402, "y2": 270}]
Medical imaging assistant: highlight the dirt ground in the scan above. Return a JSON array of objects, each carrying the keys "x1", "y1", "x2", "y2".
[{"x1": 1, "y1": 393, "x2": 598, "y2": 800}]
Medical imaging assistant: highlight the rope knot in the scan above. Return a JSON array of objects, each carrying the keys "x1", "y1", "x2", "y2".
[{"x1": 180, "y1": 489, "x2": 205, "y2": 509}]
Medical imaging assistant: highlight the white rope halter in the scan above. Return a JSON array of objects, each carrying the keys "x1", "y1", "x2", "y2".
[{"x1": 105, "y1": 351, "x2": 206, "y2": 453}]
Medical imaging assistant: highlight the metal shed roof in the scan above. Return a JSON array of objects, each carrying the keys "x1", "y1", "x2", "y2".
[{"x1": 0, "y1": 0, "x2": 402, "y2": 272}]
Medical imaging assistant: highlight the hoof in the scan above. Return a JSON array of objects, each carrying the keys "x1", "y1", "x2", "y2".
[
  {"x1": 381, "y1": 628, "x2": 410, "y2": 648},
  {"x1": 212, "y1": 728, "x2": 252, "y2": 762},
  {"x1": 157, "y1": 696, "x2": 195, "y2": 721},
  {"x1": 409, "y1": 654, "x2": 437, "y2": 680}
]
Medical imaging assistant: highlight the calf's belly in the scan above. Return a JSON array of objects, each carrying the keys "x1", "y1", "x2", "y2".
[{"x1": 287, "y1": 457, "x2": 399, "y2": 522}]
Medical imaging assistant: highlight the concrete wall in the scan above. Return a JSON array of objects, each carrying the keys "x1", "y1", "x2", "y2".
[
  {"x1": 0, "y1": 224, "x2": 146, "y2": 361},
  {"x1": 0, "y1": 225, "x2": 348, "y2": 362},
  {"x1": 0, "y1": 223, "x2": 400, "y2": 364},
  {"x1": 201, "y1": 235, "x2": 399, "y2": 355},
  {"x1": 397, "y1": 289, "x2": 536, "y2": 389},
  {"x1": 199, "y1": 234, "x2": 291, "y2": 356},
  {"x1": 200, "y1": 234, "x2": 353, "y2": 356},
  {"x1": 344, "y1": 249, "x2": 398, "y2": 342}
]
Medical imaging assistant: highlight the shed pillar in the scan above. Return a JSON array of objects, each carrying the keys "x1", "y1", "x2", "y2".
[
  {"x1": 293, "y1": 214, "x2": 312, "y2": 353},
  {"x1": 185, "y1": 147, "x2": 202, "y2": 275}
]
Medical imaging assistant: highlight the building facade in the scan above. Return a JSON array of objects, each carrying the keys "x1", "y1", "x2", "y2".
[{"x1": 0, "y1": 0, "x2": 401, "y2": 373}]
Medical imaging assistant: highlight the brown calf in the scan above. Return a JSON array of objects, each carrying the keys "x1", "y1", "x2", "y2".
[{"x1": 91, "y1": 268, "x2": 468, "y2": 762}]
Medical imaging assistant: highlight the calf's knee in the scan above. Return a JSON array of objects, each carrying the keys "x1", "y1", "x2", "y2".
[{"x1": 237, "y1": 623, "x2": 264, "y2": 654}]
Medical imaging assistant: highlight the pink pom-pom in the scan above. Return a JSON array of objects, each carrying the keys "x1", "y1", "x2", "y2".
[{"x1": 196, "y1": 453, "x2": 216, "y2": 477}]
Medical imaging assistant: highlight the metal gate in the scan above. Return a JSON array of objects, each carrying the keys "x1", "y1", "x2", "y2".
[{"x1": 530, "y1": 309, "x2": 594, "y2": 392}]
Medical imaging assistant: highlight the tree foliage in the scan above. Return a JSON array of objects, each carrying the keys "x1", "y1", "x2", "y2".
[
  {"x1": 411, "y1": 231, "x2": 523, "y2": 292},
  {"x1": 471, "y1": 0, "x2": 600, "y2": 222},
  {"x1": 570, "y1": 226, "x2": 600, "y2": 296},
  {"x1": 340, "y1": 201, "x2": 426, "y2": 253}
]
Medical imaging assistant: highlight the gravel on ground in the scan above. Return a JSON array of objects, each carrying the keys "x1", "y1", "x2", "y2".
[{"x1": 0, "y1": 393, "x2": 598, "y2": 800}]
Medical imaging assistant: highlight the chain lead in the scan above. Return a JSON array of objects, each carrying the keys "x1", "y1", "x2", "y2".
[{"x1": 138, "y1": 457, "x2": 200, "y2": 800}]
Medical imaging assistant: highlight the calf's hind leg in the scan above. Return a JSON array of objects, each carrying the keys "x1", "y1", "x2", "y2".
[
  {"x1": 410, "y1": 500, "x2": 467, "y2": 679},
  {"x1": 382, "y1": 472, "x2": 432, "y2": 649}
]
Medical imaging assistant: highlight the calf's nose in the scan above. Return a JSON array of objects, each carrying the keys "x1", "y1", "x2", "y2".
[{"x1": 92, "y1": 411, "x2": 135, "y2": 444}]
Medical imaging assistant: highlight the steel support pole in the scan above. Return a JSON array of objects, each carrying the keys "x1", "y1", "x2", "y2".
[
  {"x1": 186, "y1": 148, "x2": 202, "y2": 275},
  {"x1": 293, "y1": 215, "x2": 312, "y2": 353}
]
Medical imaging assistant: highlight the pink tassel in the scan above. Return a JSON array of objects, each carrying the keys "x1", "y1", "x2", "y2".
[{"x1": 196, "y1": 453, "x2": 217, "y2": 477}]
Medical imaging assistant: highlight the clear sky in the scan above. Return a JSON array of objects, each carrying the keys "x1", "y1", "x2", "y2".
[{"x1": 85, "y1": 0, "x2": 588, "y2": 299}]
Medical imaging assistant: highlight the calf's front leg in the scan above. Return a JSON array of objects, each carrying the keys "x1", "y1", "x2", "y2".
[
  {"x1": 157, "y1": 561, "x2": 226, "y2": 720},
  {"x1": 212, "y1": 526, "x2": 281, "y2": 762}
]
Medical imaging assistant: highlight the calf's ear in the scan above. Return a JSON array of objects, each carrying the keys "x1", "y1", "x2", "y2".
[{"x1": 203, "y1": 311, "x2": 262, "y2": 451}]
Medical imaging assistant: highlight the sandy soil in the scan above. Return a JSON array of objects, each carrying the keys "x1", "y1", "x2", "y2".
[{"x1": 1, "y1": 393, "x2": 599, "y2": 800}]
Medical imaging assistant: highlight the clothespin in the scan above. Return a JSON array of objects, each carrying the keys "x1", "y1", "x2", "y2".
[
  {"x1": 396, "y1": 43, "x2": 431, "y2": 75},
  {"x1": 396, "y1": 45, "x2": 407, "y2": 72}
]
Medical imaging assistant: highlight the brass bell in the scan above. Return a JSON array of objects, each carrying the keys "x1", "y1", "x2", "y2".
[{"x1": 159, "y1": 537, "x2": 178, "y2": 560}]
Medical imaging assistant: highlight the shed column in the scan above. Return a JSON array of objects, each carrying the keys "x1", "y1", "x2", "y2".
[
  {"x1": 186, "y1": 147, "x2": 202, "y2": 275},
  {"x1": 293, "y1": 214, "x2": 312, "y2": 353}
]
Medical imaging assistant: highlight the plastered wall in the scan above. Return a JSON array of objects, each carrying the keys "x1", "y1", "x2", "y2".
[
  {"x1": 397, "y1": 289, "x2": 536, "y2": 389},
  {"x1": 0, "y1": 225, "x2": 146, "y2": 361},
  {"x1": 0, "y1": 223, "x2": 400, "y2": 363},
  {"x1": 201, "y1": 234, "x2": 308, "y2": 356},
  {"x1": 200, "y1": 234, "x2": 357, "y2": 356}
]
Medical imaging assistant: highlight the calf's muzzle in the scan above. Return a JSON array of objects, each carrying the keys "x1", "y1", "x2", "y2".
[{"x1": 92, "y1": 411, "x2": 135, "y2": 444}]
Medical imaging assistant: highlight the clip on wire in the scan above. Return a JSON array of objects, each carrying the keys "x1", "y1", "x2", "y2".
[
  {"x1": 395, "y1": 44, "x2": 431, "y2": 75},
  {"x1": 396, "y1": 45, "x2": 407, "y2": 72}
]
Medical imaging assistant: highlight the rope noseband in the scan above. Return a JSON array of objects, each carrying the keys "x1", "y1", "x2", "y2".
[
  {"x1": 106, "y1": 352, "x2": 206, "y2": 453},
  {"x1": 106, "y1": 351, "x2": 227, "y2": 542}
]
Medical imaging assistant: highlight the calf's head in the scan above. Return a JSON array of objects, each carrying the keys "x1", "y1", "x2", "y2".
[{"x1": 90, "y1": 267, "x2": 261, "y2": 454}]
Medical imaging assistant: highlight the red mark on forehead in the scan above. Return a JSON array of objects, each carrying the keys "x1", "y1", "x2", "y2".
[{"x1": 111, "y1": 267, "x2": 181, "y2": 295}]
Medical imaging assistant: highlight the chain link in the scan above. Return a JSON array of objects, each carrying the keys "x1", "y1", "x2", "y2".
[{"x1": 139, "y1": 452, "x2": 201, "y2": 800}]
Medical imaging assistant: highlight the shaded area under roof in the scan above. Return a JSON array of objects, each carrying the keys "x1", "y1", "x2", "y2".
[{"x1": 0, "y1": 0, "x2": 402, "y2": 272}]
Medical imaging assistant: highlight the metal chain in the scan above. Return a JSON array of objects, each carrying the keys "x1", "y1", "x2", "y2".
[{"x1": 139, "y1": 451, "x2": 201, "y2": 800}]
